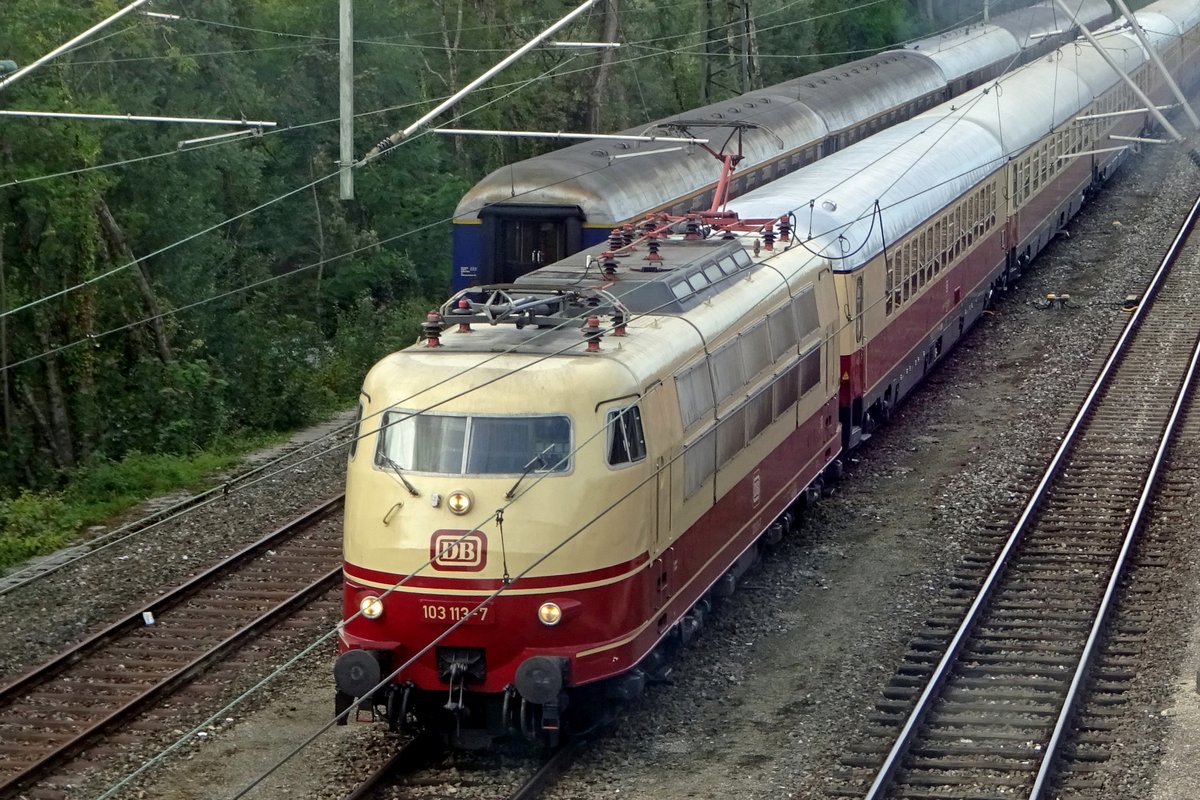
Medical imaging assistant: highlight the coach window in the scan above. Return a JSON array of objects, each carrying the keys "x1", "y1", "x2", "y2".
[
  {"x1": 348, "y1": 401, "x2": 364, "y2": 461},
  {"x1": 606, "y1": 406, "x2": 647, "y2": 467},
  {"x1": 885, "y1": 258, "x2": 895, "y2": 316}
]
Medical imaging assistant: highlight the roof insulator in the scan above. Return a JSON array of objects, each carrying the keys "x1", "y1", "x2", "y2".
[
  {"x1": 684, "y1": 214, "x2": 702, "y2": 241},
  {"x1": 762, "y1": 223, "x2": 776, "y2": 252},
  {"x1": 453, "y1": 298, "x2": 474, "y2": 333},
  {"x1": 581, "y1": 315, "x2": 604, "y2": 352},
  {"x1": 621, "y1": 223, "x2": 636, "y2": 250},
  {"x1": 601, "y1": 251, "x2": 619, "y2": 280},
  {"x1": 422, "y1": 311, "x2": 445, "y2": 347},
  {"x1": 609, "y1": 228, "x2": 624, "y2": 252},
  {"x1": 611, "y1": 306, "x2": 627, "y2": 337},
  {"x1": 643, "y1": 235, "x2": 664, "y2": 270}
]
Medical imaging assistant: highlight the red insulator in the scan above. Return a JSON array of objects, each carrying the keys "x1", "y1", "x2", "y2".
[
  {"x1": 609, "y1": 228, "x2": 623, "y2": 251},
  {"x1": 611, "y1": 306, "x2": 627, "y2": 337},
  {"x1": 453, "y1": 299, "x2": 473, "y2": 333},
  {"x1": 581, "y1": 315, "x2": 603, "y2": 352},
  {"x1": 601, "y1": 251, "x2": 619, "y2": 280},
  {"x1": 422, "y1": 311, "x2": 444, "y2": 347},
  {"x1": 621, "y1": 223, "x2": 636, "y2": 250},
  {"x1": 762, "y1": 224, "x2": 776, "y2": 252},
  {"x1": 778, "y1": 215, "x2": 791, "y2": 244},
  {"x1": 684, "y1": 214, "x2": 702, "y2": 240},
  {"x1": 643, "y1": 235, "x2": 664, "y2": 269}
]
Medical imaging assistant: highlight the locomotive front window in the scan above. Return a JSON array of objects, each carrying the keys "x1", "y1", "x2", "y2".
[{"x1": 377, "y1": 411, "x2": 571, "y2": 475}]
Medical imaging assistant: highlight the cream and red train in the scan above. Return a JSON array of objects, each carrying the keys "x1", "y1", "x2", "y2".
[{"x1": 336, "y1": 0, "x2": 1200, "y2": 744}]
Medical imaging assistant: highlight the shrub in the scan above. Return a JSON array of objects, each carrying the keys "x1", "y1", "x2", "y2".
[{"x1": 0, "y1": 491, "x2": 81, "y2": 571}]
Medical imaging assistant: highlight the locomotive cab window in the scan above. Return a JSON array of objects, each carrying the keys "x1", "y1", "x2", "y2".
[
  {"x1": 376, "y1": 411, "x2": 571, "y2": 475},
  {"x1": 606, "y1": 406, "x2": 647, "y2": 467}
]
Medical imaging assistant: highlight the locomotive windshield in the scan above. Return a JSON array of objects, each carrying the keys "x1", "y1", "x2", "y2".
[{"x1": 376, "y1": 411, "x2": 572, "y2": 475}]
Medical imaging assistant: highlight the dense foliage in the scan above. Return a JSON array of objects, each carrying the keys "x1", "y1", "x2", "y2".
[{"x1": 0, "y1": 0, "x2": 974, "y2": 502}]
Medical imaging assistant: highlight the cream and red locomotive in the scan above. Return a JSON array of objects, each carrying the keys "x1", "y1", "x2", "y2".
[{"x1": 335, "y1": 0, "x2": 1200, "y2": 744}]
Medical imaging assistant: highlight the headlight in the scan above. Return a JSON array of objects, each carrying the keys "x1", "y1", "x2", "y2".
[
  {"x1": 537, "y1": 602, "x2": 563, "y2": 626},
  {"x1": 447, "y1": 490, "x2": 472, "y2": 515},
  {"x1": 359, "y1": 595, "x2": 384, "y2": 619}
]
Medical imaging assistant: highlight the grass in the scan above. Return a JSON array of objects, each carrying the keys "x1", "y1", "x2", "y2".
[{"x1": 0, "y1": 432, "x2": 289, "y2": 573}]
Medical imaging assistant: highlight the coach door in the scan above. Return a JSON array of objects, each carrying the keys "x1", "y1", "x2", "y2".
[{"x1": 480, "y1": 205, "x2": 582, "y2": 284}]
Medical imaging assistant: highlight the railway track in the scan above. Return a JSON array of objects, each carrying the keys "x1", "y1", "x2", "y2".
[
  {"x1": 0, "y1": 495, "x2": 346, "y2": 798},
  {"x1": 831, "y1": 192, "x2": 1200, "y2": 799},
  {"x1": 343, "y1": 737, "x2": 581, "y2": 800}
]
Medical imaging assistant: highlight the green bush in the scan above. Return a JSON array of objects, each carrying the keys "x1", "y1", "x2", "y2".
[{"x1": 0, "y1": 491, "x2": 81, "y2": 571}]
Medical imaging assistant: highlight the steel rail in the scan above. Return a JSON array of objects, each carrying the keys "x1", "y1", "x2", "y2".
[
  {"x1": 0, "y1": 495, "x2": 343, "y2": 703},
  {"x1": 509, "y1": 742, "x2": 582, "y2": 800},
  {"x1": 0, "y1": 564, "x2": 344, "y2": 796},
  {"x1": 862, "y1": 188, "x2": 1200, "y2": 800},
  {"x1": 1028, "y1": 203, "x2": 1200, "y2": 798},
  {"x1": 339, "y1": 736, "x2": 443, "y2": 800}
]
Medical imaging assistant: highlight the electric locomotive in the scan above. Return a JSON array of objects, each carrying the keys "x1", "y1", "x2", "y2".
[{"x1": 336, "y1": 221, "x2": 843, "y2": 744}]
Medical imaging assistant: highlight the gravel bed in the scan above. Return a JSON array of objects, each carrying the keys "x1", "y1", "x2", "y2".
[
  {"x1": 16, "y1": 123, "x2": 1200, "y2": 800},
  {"x1": 0, "y1": 411, "x2": 355, "y2": 683}
]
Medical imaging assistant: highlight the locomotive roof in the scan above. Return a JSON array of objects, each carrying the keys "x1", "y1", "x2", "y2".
[
  {"x1": 512, "y1": 237, "x2": 763, "y2": 315},
  {"x1": 380, "y1": 234, "x2": 824, "y2": 396}
]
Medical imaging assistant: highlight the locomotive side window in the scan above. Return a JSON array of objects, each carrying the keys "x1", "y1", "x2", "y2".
[
  {"x1": 768, "y1": 306, "x2": 797, "y2": 359},
  {"x1": 684, "y1": 429, "x2": 717, "y2": 498},
  {"x1": 799, "y1": 348, "x2": 822, "y2": 397},
  {"x1": 793, "y1": 287, "x2": 820, "y2": 340},
  {"x1": 606, "y1": 406, "x2": 647, "y2": 466},
  {"x1": 740, "y1": 321, "x2": 771, "y2": 380},
  {"x1": 711, "y1": 340, "x2": 745, "y2": 404},
  {"x1": 376, "y1": 411, "x2": 571, "y2": 475},
  {"x1": 717, "y1": 407, "x2": 746, "y2": 464},
  {"x1": 746, "y1": 388, "x2": 773, "y2": 442},
  {"x1": 676, "y1": 362, "x2": 715, "y2": 430},
  {"x1": 773, "y1": 363, "x2": 800, "y2": 416}
]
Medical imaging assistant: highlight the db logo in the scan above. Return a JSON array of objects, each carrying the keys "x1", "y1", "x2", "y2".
[{"x1": 431, "y1": 530, "x2": 488, "y2": 572}]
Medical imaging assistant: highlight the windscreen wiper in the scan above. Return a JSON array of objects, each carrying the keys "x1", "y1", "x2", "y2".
[
  {"x1": 505, "y1": 445, "x2": 555, "y2": 499},
  {"x1": 380, "y1": 455, "x2": 420, "y2": 497}
]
